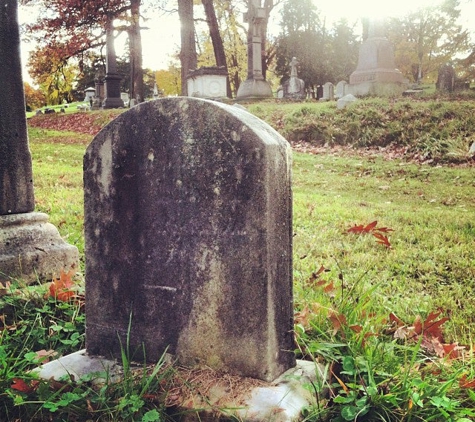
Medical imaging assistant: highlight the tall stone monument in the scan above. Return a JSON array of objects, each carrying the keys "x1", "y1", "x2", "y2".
[
  {"x1": 0, "y1": 0, "x2": 78, "y2": 282},
  {"x1": 84, "y1": 97, "x2": 295, "y2": 381},
  {"x1": 102, "y1": 17, "x2": 124, "y2": 109},
  {"x1": 349, "y1": 18, "x2": 406, "y2": 96},
  {"x1": 236, "y1": 0, "x2": 272, "y2": 100}
]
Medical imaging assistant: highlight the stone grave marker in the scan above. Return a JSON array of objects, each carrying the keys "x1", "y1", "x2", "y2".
[
  {"x1": 321, "y1": 82, "x2": 334, "y2": 101},
  {"x1": 335, "y1": 80, "x2": 348, "y2": 99},
  {"x1": 436, "y1": 63, "x2": 455, "y2": 92},
  {"x1": 84, "y1": 97, "x2": 295, "y2": 382}
]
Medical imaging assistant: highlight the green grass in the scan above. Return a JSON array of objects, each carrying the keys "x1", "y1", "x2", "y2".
[{"x1": 1, "y1": 100, "x2": 475, "y2": 420}]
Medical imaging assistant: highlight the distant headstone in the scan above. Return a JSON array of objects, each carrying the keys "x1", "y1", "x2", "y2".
[
  {"x1": 187, "y1": 66, "x2": 228, "y2": 99},
  {"x1": 84, "y1": 87, "x2": 95, "y2": 102},
  {"x1": 337, "y1": 93, "x2": 358, "y2": 109},
  {"x1": 335, "y1": 81, "x2": 348, "y2": 99},
  {"x1": 469, "y1": 141, "x2": 475, "y2": 156},
  {"x1": 436, "y1": 64, "x2": 455, "y2": 92},
  {"x1": 84, "y1": 97, "x2": 295, "y2": 382},
  {"x1": 153, "y1": 82, "x2": 159, "y2": 99},
  {"x1": 349, "y1": 18, "x2": 405, "y2": 96},
  {"x1": 0, "y1": 0, "x2": 78, "y2": 282},
  {"x1": 282, "y1": 57, "x2": 305, "y2": 100},
  {"x1": 120, "y1": 92, "x2": 130, "y2": 107},
  {"x1": 321, "y1": 82, "x2": 334, "y2": 101}
]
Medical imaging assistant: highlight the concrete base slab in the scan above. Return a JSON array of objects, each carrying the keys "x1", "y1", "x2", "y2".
[
  {"x1": 33, "y1": 350, "x2": 328, "y2": 421},
  {"x1": 0, "y1": 212, "x2": 79, "y2": 283}
]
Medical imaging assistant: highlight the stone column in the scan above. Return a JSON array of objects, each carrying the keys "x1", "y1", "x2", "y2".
[
  {"x1": 0, "y1": 0, "x2": 78, "y2": 283},
  {"x1": 0, "y1": 0, "x2": 34, "y2": 215},
  {"x1": 236, "y1": 0, "x2": 272, "y2": 100},
  {"x1": 102, "y1": 16, "x2": 124, "y2": 109}
]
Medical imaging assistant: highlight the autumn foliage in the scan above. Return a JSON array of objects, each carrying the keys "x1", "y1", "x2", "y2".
[
  {"x1": 48, "y1": 269, "x2": 78, "y2": 301},
  {"x1": 347, "y1": 220, "x2": 393, "y2": 248}
]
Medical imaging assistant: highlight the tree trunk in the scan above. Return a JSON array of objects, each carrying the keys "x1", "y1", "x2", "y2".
[
  {"x1": 129, "y1": 0, "x2": 144, "y2": 102},
  {"x1": 201, "y1": 0, "x2": 232, "y2": 97},
  {"x1": 178, "y1": 0, "x2": 197, "y2": 96}
]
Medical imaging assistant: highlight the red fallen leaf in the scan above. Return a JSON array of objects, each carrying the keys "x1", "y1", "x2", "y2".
[
  {"x1": 422, "y1": 311, "x2": 449, "y2": 341},
  {"x1": 11, "y1": 378, "x2": 39, "y2": 394},
  {"x1": 374, "y1": 227, "x2": 395, "y2": 233},
  {"x1": 350, "y1": 324, "x2": 363, "y2": 333},
  {"x1": 315, "y1": 279, "x2": 328, "y2": 287},
  {"x1": 460, "y1": 374, "x2": 475, "y2": 389},
  {"x1": 372, "y1": 232, "x2": 391, "y2": 248},
  {"x1": 323, "y1": 281, "x2": 336, "y2": 294},
  {"x1": 414, "y1": 315, "x2": 423, "y2": 335},
  {"x1": 347, "y1": 224, "x2": 365, "y2": 234},
  {"x1": 49, "y1": 269, "x2": 76, "y2": 301},
  {"x1": 442, "y1": 343, "x2": 464, "y2": 359},
  {"x1": 389, "y1": 312, "x2": 405, "y2": 327},
  {"x1": 329, "y1": 311, "x2": 347, "y2": 335},
  {"x1": 363, "y1": 220, "x2": 378, "y2": 232}
]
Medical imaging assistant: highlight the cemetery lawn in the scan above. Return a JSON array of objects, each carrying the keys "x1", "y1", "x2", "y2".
[{"x1": 1, "y1": 101, "x2": 475, "y2": 421}]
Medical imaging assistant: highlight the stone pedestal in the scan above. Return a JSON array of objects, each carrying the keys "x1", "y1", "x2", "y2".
[
  {"x1": 236, "y1": 78, "x2": 273, "y2": 99},
  {"x1": 187, "y1": 66, "x2": 228, "y2": 99},
  {"x1": 349, "y1": 19, "x2": 405, "y2": 97},
  {"x1": 0, "y1": 212, "x2": 79, "y2": 283},
  {"x1": 102, "y1": 73, "x2": 124, "y2": 109}
]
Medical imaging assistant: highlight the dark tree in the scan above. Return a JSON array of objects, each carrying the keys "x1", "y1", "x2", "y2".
[
  {"x1": 178, "y1": 0, "x2": 197, "y2": 95},
  {"x1": 201, "y1": 0, "x2": 231, "y2": 97}
]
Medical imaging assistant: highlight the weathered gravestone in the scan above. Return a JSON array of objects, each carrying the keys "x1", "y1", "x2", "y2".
[
  {"x1": 436, "y1": 63, "x2": 455, "y2": 92},
  {"x1": 335, "y1": 80, "x2": 348, "y2": 99},
  {"x1": 321, "y1": 82, "x2": 334, "y2": 101},
  {"x1": 84, "y1": 97, "x2": 295, "y2": 382}
]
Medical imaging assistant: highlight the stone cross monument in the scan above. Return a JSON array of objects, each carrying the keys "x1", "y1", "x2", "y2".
[
  {"x1": 236, "y1": 0, "x2": 272, "y2": 99},
  {"x1": 0, "y1": 0, "x2": 78, "y2": 282}
]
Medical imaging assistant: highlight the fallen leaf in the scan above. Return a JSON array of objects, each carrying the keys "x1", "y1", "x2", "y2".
[
  {"x1": 372, "y1": 232, "x2": 391, "y2": 248},
  {"x1": 49, "y1": 269, "x2": 77, "y2": 301},
  {"x1": 329, "y1": 311, "x2": 347, "y2": 335},
  {"x1": 11, "y1": 378, "x2": 39, "y2": 394},
  {"x1": 460, "y1": 374, "x2": 475, "y2": 389}
]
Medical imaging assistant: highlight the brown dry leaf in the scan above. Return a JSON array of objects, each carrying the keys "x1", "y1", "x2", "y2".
[
  {"x1": 49, "y1": 269, "x2": 77, "y2": 301},
  {"x1": 460, "y1": 374, "x2": 475, "y2": 389},
  {"x1": 0, "y1": 281, "x2": 11, "y2": 297},
  {"x1": 329, "y1": 311, "x2": 347, "y2": 335},
  {"x1": 294, "y1": 306, "x2": 312, "y2": 330},
  {"x1": 34, "y1": 349, "x2": 57, "y2": 364}
]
